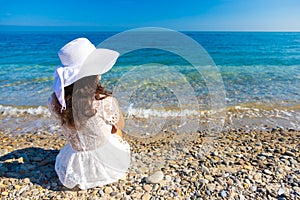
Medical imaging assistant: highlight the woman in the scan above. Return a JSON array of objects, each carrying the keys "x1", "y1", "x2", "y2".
[{"x1": 48, "y1": 38, "x2": 130, "y2": 190}]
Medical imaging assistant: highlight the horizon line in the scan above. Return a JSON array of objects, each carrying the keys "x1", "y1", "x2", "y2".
[{"x1": 0, "y1": 25, "x2": 300, "y2": 32}]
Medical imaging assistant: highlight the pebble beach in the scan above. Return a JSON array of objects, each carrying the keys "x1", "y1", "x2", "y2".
[
  {"x1": 1, "y1": 119, "x2": 299, "y2": 199},
  {"x1": 1, "y1": 31, "x2": 300, "y2": 200}
]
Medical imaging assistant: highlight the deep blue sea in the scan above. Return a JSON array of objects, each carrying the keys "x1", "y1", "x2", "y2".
[{"x1": 0, "y1": 31, "x2": 300, "y2": 130}]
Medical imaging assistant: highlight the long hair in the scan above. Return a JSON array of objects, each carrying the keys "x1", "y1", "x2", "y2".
[{"x1": 51, "y1": 75, "x2": 112, "y2": 129}]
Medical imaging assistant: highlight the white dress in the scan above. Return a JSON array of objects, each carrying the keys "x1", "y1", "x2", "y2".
[{"x1": 49, "y1": 95, "x2": 131, "y2": 190}]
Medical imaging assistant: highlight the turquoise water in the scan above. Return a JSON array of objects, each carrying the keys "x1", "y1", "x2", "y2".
[{"x1": 0, "y1": 31, "x2": 299, "y2": 107}]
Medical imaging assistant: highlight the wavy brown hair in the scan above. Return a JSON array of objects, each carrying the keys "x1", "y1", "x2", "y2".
[{"x1": 51, "y1": 75, "x2": 112, "y2": 129}]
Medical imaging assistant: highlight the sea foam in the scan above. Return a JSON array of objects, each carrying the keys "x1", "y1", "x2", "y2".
[{"x1": 0, "y1": 105, "x2": 50, "y2": 117}]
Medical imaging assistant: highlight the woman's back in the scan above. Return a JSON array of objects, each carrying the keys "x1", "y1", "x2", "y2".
[
  {"x1": 50, "y1": 96, "x2": 121, "y2": 151},
  {"x1": 49, "y1": 95, "x2": 130, "y2": 189}
]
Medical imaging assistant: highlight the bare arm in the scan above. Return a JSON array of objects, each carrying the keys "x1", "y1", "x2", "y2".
[{"x1": 111, "y1": 98, "x2": 124, "y2": 137}]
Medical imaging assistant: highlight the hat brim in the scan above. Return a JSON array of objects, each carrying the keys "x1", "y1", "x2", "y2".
[{"x1": 75, "y1": 48, "x2": 119, "y2": 82}]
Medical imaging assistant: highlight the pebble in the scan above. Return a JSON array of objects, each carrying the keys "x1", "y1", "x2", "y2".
[
  {"x1": 201, "y1": 165, "x2": 210, "y2": 174},
  {"x1": 244, "y1": 164, "x2": 253, "y2": 170},
  {"x1": 204, "y1": 175, "x2": 214, "y2": 182},
  {"x1": 18, "y1": 186, "x2": 27, "y2": 195},
  {"x1": 250, "y1": 185, "x2": 257, "y2": 192},
  {"x1": 259, "y1": 153, "x2": 273, "y2": 157},
  {"x1": 24, "y1": 178, "x2": 30, "y2": 183},
  {"x1": 199, "y1": 178, "x2": 209, "y2": 185},
  {"x1": 258, "y1": 155, "x2": 267, "y2": 160},
  {"x1": 110, "y1": 191, "x2": 118, "y2": 196},
  {"x1": 284, "y1": 150, "x2": 295, "y2": 157},
  {"x1": 254, "y1": 173, "x2": 262, "y2": 180},
  {"x1": 143, "y1": 184, "x2": 152, "y2": 192},
  {"x1": 175, "y1": 178, "x2": 181, "y2": 183},
  {"x1": 289, "y1": 158, "x2": 298, "y2": 165},
  {"x1": 141, "y1": 193, "x2": 151, "y2": 200},
  {"x1": 97, "y1": 189, "x2": 104, "y2": 196},
  {"x1": 104, "y1": 186, "x2": 113, "y2": 194},
  {"x1": 153, "y1": 184, "x2": 159, "y2": 191},
  {"x1": 227, "y1": 178, "x2": 234, "y2": 186},
  {"x1": 278, "y1": 188, "x2": 285, "y2": 196},
  {"x1": 164, "y1": 175, "x2": 172, "y2": 182},
  {"x1": 197, "y1": 155, "x2": 206, "y2": 162},
  {"x1": 146, "y1": 171, "x2": 164, "y2": 184},
  {"x1": 239, "y1": 194, "x2": 245, "y2": 200},
  {"x1": 220, "y1": 190, "x2": 227, "y2": 198},
  {"x1": 263, "y1": 169, "x2": 273, "y2": 175},
  {"x1": 14, "y1": 185, "x2": 21, "y2": 190},
  {"x1": 1, "y1": 191, "x2": 8, "y2": 196},
  {"x1": 207, "y1": 184, "x2": 215, "y2": 192}
]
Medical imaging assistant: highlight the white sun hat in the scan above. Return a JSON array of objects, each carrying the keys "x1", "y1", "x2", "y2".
[{"x1": 52, "y1": 37, "x2": 119, "y2": 111}]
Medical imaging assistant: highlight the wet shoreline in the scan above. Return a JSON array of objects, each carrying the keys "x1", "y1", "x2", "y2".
[{"x1": 1, "y1": 103, "x2": 299, "y2": 135}]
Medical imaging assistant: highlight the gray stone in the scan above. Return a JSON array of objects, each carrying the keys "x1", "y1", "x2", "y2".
[
  {"x1": 146, "y1": 171, "x2": 164, "y2": 184},
  {"x1": 175, "y1": 178, "x2": 181, "y2": 183},
  {"x1": 250, "y1": 185, "x2": 257, "y2": 192},
  {"x1": 98, "y1": 189, "x2": 104, "y2": 196},
  {"x1": 289, "y1": 158, "x2": 298, "y2": 165},
  {"x1": 220, "y1": 190, "x2": 227, "y2": 198},
  {"x1": 110, "y1": 191, "x2": 118, "y2": 196},
  {"x1": 278, "y1": 188, "x2": 285, "y2": 196}
]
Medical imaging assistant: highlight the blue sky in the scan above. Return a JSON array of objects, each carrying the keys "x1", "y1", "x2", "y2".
[{"x1": 0, "y1": 0, "x2": 300, "y2": 31}]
